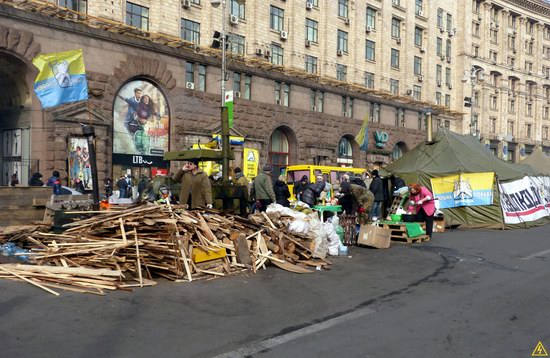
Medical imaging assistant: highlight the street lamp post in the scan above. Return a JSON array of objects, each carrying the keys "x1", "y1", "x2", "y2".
[
  {"x1": 211, "y1": 0, "x2": 230, "y2": 182},
  {"x1": 462, "y1": 67, "x2": 485, "y2": 136}
]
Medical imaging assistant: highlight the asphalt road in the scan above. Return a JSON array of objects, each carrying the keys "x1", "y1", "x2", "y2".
[{"x1": 1, "y1": 224, "x2": 550, "y2": 358}]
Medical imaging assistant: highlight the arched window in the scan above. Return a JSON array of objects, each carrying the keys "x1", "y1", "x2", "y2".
[
  {"x1": 269, "y1": 129, "x2": 289, "y2": 177},
  {"x1": 392, "y1": 142, "x2": 407, "y2": 161}
]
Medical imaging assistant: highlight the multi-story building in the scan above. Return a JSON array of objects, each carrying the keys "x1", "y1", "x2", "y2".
[
  {"x1": 0, "y1": 0, "x2": 547, "y2": 188},
  {"x1": 460, "y1": 0, "x2": 550, "y2": 162}
]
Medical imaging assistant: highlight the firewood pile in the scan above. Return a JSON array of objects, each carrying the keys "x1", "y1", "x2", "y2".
[{"x1": 0, "y1": 204, "x2": 330, "y2": 296}]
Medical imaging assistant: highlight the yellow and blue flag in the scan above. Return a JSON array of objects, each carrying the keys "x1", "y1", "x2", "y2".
[
  {"x1": 356, "y1": 112, "x2": 369, "y2": 151},
  {"x1": 32, "y1": 49, "x2": 88, "y2": 109}
]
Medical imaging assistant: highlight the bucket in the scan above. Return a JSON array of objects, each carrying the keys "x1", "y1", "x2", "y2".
[{"x1": 390, "y1": 214, "x2": 402, "y2": 222}]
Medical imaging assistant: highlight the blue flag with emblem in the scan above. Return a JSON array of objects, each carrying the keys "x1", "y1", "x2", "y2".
[
  {"x1": 32, "y1": 49, "x2": 88, "y2": 109},
  {"x1": 356, "y1": 112, "x2": 369, "y2": 151}
]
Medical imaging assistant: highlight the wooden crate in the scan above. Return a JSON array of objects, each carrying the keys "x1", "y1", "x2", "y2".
[{"x1": 382, "y1": 223, "x2": 430, "y2": 244}]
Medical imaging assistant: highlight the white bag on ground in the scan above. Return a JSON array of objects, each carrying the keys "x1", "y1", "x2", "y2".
[
  {"x1": 266, "y1": 203, "x2": 307, "y2": 220},
  {"x1": 289, "y1": 219, "x2": 309, "y2": 235},
  {"x1": 306, "y1": 213, "x2": 328, "y2": 259},
  {"x1": 324, "y1": 221, "x2": 341, "y2": 256}
]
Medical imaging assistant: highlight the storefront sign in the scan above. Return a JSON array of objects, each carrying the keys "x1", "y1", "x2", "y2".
[
  {"x1": 367, "y1": 154, "x2": 389, "y2": 164},
  {"x1": 374, "y1": 131, "x2": 389, "y2": 148},
  {"x1": 113, "y1": 80, "x2": 170, "y2": 164},
  {"x1": 243, "y1": 148, "x2": 259, "y2": 180},
  {"x1": 499, "y1": 176, "x2": 550, "y2": 224},
  {"x1": 112, "y1": 154, "x2": 168, "y2": 167},
  {"x1": 430, "y1": 172, "x2": 494, "y2": 209}
]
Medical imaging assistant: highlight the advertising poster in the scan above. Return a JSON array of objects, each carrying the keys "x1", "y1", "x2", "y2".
[
  {"x1": 243, "y1": 148, "x2": 259, "y2": 181},
  {"x1": 68, "y1": 137, "x2": 93, "y2": 190},
  {"x1": 430, "y1": 172, "x2": 494, "y2": 209},
  {"x1": 113, "y1": 80, "x2": 169, "y2": 159},
  {"x1": 499, "y1": 176, "x2": 550, "y2": 224}
]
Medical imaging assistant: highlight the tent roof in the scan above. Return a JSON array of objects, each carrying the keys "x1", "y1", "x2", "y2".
[
  {"x1": 386, "y1": 128, "x2": 538, "y2": 181},
  {"x1": 520, "y1": 148, "x2": 550, "y2": 175}
]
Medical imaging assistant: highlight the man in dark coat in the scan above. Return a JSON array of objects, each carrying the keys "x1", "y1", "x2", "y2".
[
  {"x1": 301, "y1": 181, "x2": 325, "y2": 207},
  {"x1": 369, "y1": 169, "x2": 384, "y2": 219},
  {"x1": 293, "y1": 175, "x2": 309, "y2": 201}
]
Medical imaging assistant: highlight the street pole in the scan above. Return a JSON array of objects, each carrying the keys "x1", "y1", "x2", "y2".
[
  {"x1": 220, "y1": 0, "x2": 230, "y2": 182},
  {"x1": 470, "y1": 81, "x2": 475, "y2": 136}
]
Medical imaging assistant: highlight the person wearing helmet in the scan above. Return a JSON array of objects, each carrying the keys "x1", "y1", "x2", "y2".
[{"x1": 156, "y1": 184, "x2": 173, "y2": 204}]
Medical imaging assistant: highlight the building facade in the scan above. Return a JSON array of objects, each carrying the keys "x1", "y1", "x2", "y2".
[{"x1": 6, "y1": 0, "x2": 549, "y2": 188}]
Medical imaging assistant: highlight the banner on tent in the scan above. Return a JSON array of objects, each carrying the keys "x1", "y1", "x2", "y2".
[
  {"x1": 499, "y1": 176, "x2": 550, "y2": 224},
  {"x1": 430, "y1": 172, "x2": 494, "y2": 209}
]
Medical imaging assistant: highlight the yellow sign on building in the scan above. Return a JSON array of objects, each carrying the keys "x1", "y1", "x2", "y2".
[{"x1": 243, "y1": 148, "x2": 259, "y2": 181}]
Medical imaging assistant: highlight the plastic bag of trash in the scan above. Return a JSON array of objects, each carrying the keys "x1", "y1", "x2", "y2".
[
  {"x1": 289, "y1": 219, "x2": 309, "y2": 235},
  {"x1": 324, "y1": 221, "x2": 341, "y2": 256},
  {"x1": 266, "y1": 203, "x2": 307, "y2": 220},
  {"x1": 306, "y1": 213, "x2": 328, "y2": 258},
  {"x1": 0, "y1": 242, "x2": 30, "y2": 263}
]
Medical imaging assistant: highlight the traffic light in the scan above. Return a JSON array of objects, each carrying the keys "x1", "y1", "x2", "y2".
[
  {"x1": 464, "y1": 96, "x2": 472, "y2": 107},
  {"x1": 211, "y1": 31, "x2": 229, "y2": 50}
]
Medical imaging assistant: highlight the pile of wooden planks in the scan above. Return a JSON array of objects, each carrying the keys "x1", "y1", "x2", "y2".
[{"x1": 0, "y1": 204, "x2": 330, "y2": 296}]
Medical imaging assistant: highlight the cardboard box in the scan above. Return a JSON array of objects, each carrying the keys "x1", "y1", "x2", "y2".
[
  {"x1": 357, "y1": 225, "x2": 391, "y2": 249},
  {"x1": 433, "y1": 218, "x2": 445, "y2": 233}
]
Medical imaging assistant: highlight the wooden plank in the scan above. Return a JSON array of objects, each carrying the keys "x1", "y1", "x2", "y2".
[
  {"x1": 271, "y1": 260, "x2": 314, "y2": 274},
  {"x1": 232, "y1": 233, "x2": 252, "y2": 266},
  {"x1": 134, "y1": 229, "x2": 143, "y2": 287},
  {"x1": 0, "y1": 266, "x2": 60, "y2": 296}
]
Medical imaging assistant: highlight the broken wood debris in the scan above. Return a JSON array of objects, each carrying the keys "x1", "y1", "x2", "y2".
[{"x1": 0, "y1": 204, "x2": 330, "y2": 295}]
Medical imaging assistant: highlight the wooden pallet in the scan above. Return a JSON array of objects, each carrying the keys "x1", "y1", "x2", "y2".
[{"x1": 382, "y1": 223, "x2": 429, "y2": 244}]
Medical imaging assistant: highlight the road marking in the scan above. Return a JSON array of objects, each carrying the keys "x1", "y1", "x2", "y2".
[
  {"x1": 521, "y1": 248, "x2": 550, "y2": 260},
  {"x1": 212, "y1": 306, "x2": 376, "y2": 358}
]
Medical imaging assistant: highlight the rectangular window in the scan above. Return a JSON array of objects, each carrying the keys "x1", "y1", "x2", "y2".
[
  {"x1": 527, "y1": 103, "x2": 533, "y2": 117},
  {"x1": 366, "y1": 7, "x2": 376, "y2": 29},
  {"x1": 445, "y1": 94, "x2": 451, "y2": 108},
  {"x1": 305, "y1": 55, "x2": 318, "y2": 74},
  {"x1": 526, "y1": 123, "x2": 532, "y2": 138},
  {"x1": 185, "y1": 62, "x2": 194, "y2": 84},
  {"x1": 445, "y1": 67, "x2": 451, "y2": 85},
  {"x1": 414, "y1": 27, "x2": 423, "y2": 47},
  {"x1": 270, "y1": 6, "x2": 284, "y2": 31},
  {"x1": 413, "y1": 85, "x2": 422, "y2": 101},
  {"x1": 198, "y1": 65, "x2": 206, "y2": 91},
  {"x1": 509, "y1": 99, "x2": 516, "y2": 114},
  {"x1": 230, "y1": 0, "x2": 245, "y2": 20},
  {"x1": 391, "y1": 49, "x2": 400, "y2": 69},
  {"x1": 244, "y1": 75, "x2": 251, "y2": 100},
  {"x1": 414, "y1": 56, "x2": 422, "y2": 75},
  {"x1": 491, "y1": 95, "x2": 497, "y2": 110},
  {"x1": 271, "y1": 44, "x2": 284, "y2": 65},
  {"x1": 490, "y1": 118, "x2": 497, "y2": 133},
  {"x1": 365, "y1": 40, "x2": 375, "y2": 61},
  {"x1": 308, "y1": 0, "x2": 319, "y2": 6},
  {"x1": 436, "y1": 65, "x2": 442, "y2": 82},
  {"x1": 181, "y1": 19, "x2": 201, "y2": 45},
  {"x1": 543, "y1": 126, "x2": 549, "y2": 140},
  {"x1": 233, "y1": 72, "x2": 241, "y2": 92},
  {"x1": 57, "y1": 0, "x2": 87, "y2": 13},
  {"x1": 490, "y1": 29, "x2": 498, "y2": 43},
  {"x1": 370, "y1": 103, "x2": 380, "y2": 122},
  {"x1": 228, "y1": 33, "x2": 245, "y2": 55},
  {"x1": 126, "y1": 2, "x2": 149, "y2": 31},
  {"x1": 446, "y1": 13, "x2": 453, "y2": 31},
  {"x1": 394, "y1": 109, "x2": 400, "y2": 126},
  {"x1": 348, "y1": 98, "x2": 354, "y2": 118},
  {"x1": 365, "y1": 72, "x2": 375, "y2": 89},
  {"x1": 415, "y1": 0, "x2": 423, "y2": 15},
  {"x1": 310, "y1": 90, "x2": 324, "y2": 112},
  {"x1": 544, "y1": 107, "x2": 549, "y2": 119},
  {"x1": 446, "y1": 39, "x2": 452, "y2": 58},
  {"x1": 191, "y1": 0, "x2": 200, "y2": 3},
  {"x1": 341, "y1": 96, "x2": 347, "y2": 116},
  {"x1": 275, "y1": 81, "x2": 281, "y2": 104},
  {"x1": 436, "y1": 37, "x2": 443, "y2": 56},
  {"x1": 391, "y1": 18, "x2": 401, "y2": 38},
  {"x1": 318, "y1": 91, "x2": 324, "y2": 112},
  {"x1": 306, "y1": 18, "x2": 319, "y2": 43},
  {"x1": 437, "y1": 9, "x2": 444, "y2": 28},
  {"x1": 337, "y1": 64, "x2": 347, "y2": 81},
  {"x1": 390, "y1": 79, "x2": 399, "y2": 94},
  {"x1": 283, "y1": 83, "x2": 290, "y2": 107},
  {"x1": 337, "y1": 30, "x2": 348, "y2": 53},
  {"x1": 435, "y1": 92, "x2": 442, "y2": 105},
  {"x1": 418, "y1": 112, "x2": 425, "y2": 130},
  {"x1": 473, "y1": 22, "x2": 480, "y2": 37},
  {"x1": 508, "y1": 120, "x2": 515, "y2": 136},
  {"x1": 310, "y1": 90, "x2": 316, "y2": 111},
  {"x1": 338, "y1": 0, "x2": 349, "y2": 18}
]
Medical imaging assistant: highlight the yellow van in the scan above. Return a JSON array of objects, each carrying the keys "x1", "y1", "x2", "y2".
[{"x1": 285, "y1": 165, "x2": 365, "y2": 200}]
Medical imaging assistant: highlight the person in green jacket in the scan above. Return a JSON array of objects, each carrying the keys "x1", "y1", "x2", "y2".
[
  {"x1": 172, "y1": 159, "x2": 213, "y2": 209},
  {"x1": 252, "y1": 165, "x2": 276, "y2": 212}
]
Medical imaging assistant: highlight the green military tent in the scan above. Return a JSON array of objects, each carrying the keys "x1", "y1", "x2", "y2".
[
  {"x1": 520, "y1": 148, "x2": 550, "y2": 176},
  {"x1": 385, "y1": 128, "x2": 548, "y2": 229}
]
